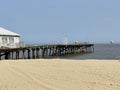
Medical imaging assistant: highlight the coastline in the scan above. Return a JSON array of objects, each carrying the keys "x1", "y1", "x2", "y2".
[{"x1": 0, "y1": 59, "x2": 120, "y2": 90}]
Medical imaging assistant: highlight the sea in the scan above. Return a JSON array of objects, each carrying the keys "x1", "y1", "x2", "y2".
[{"x1": 67, "y1": 44, "x2": 120, "y2": 60}]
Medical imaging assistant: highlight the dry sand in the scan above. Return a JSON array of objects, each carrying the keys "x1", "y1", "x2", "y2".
[{"x1": 0, "y1": 59, "x2": 120, "y2": 90}]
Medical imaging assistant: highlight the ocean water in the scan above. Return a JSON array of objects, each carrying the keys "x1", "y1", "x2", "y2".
[{"x1": 68, "y1": 44, "x2": 120, "y2": 60}]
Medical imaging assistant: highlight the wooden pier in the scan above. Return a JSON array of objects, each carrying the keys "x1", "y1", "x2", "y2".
[{"x1": 0, "y1": 44, "x2": 94, "y2": 60}]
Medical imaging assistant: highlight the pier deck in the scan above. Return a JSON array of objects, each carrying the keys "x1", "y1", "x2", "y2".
[{"x1": 0, "y1": 44, "x2": 94, "y2": 60}]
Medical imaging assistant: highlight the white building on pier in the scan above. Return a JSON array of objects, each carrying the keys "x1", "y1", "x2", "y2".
[{"x1": 0, "y1": 27, "x2": 24, "y2": 48}]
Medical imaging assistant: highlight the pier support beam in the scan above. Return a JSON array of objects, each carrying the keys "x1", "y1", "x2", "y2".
[
  {"x1": 27, "y1": 49, "x2": 31, "y2": 59},
  {"x1": 5, "y1": 52, "x2": 10, "y2": 59},
  {"x1": 32, "y1": 49, "x2": 35, "y2": 59},
  {"x1": 16, "y1": 51, "x2": 19, "y2": 59},
  {"x1": 42, "y1": 48, "x2": 45, "y2": 58}
]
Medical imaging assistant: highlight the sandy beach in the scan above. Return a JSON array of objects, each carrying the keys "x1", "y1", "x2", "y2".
[{"x1": 0, "y1": 59, "x2": 120, "y2": 90}]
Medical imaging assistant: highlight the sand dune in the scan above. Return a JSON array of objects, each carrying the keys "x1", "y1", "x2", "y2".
[{"x1": 0, "y1": 59, "x2": 120, "y2": 90}]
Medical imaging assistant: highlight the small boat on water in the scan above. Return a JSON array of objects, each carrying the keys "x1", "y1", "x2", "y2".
[{"x1": 110, "y1": 40, "x2": 114, "y2": 44}]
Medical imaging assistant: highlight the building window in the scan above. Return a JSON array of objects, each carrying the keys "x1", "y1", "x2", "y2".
[
  {"x1": 2, "y1": 37, "x2": 4, "y2": 44},
  {"x1": 9, "y1": 37, "x2": 14, "y2": 43},
  {"x1": 2, "y1": 37, "x2": 8, "y2": 44}
]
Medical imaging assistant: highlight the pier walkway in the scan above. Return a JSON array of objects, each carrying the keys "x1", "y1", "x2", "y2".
[{"x1": 0, "y1": 44, "x2": 94, "y2": 60}]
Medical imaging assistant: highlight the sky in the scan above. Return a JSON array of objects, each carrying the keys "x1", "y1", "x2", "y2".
[{"x1": 0, "y1": 0, "x2": 120, "y2": 44}]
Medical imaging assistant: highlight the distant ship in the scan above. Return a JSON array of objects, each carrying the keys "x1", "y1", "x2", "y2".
[{"x1": 110, "y1": 40, "x2": 114, "y2": 44}]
